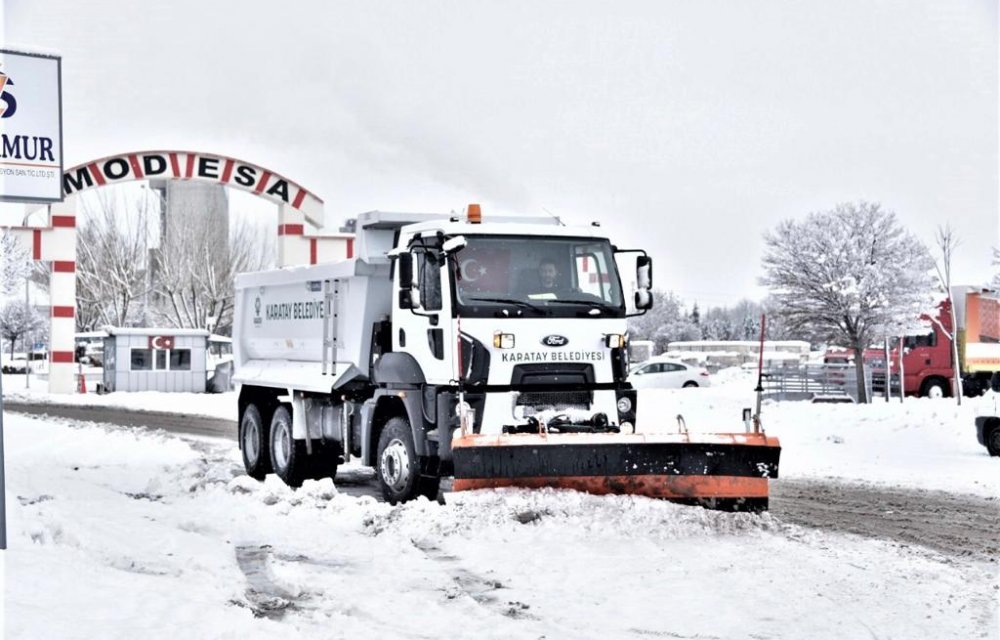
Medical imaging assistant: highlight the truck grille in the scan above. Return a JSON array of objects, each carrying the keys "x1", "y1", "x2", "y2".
[{"x1": 516, "y1": 390, "x2": 592, "y2": 408}]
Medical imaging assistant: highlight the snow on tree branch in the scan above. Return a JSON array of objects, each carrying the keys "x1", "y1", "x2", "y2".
[{"x1": 0, "y1": 230, "x2": 30, "y2": 297}]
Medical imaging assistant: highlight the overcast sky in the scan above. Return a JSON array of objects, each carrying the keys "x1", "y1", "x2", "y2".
[{"x1": 4, "y1": 0, "x2": 997, "y2": 306}]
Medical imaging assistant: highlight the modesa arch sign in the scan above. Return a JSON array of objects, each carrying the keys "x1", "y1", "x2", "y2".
[{"x1": 11, "y1": 150, "x2": 353, "y2": 393}]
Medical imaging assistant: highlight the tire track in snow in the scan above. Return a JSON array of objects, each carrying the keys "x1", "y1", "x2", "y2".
[{"x1": 771, "y1": 478, "x2": 999, "y2": 560}]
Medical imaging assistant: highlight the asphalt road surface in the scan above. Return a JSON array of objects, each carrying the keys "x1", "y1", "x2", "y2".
[{"x1": 7, "y1": 401, "x2": 998, "y2": 560}]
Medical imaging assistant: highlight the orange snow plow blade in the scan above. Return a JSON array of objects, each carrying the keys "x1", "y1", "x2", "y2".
[{"x1": 451, "y1": 431, "x2": 781, "y2": 511}]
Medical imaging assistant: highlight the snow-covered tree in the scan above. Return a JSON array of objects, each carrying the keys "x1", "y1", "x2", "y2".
[
  {"x1": 0, "y1": 300, "x2": 44, "y2": 357},
  {"x1": 628, "y1": 290, "x2": 701, "y2": 352},
  {"x1": 992, "y1": 247, "x2": 1000, "y2": 288},
  {"x1": 0, "y1": 229, "x2": 29, "y2": 296},
  {"x1": 761, "y1": 201, "x2": 937, "y2": 402}
]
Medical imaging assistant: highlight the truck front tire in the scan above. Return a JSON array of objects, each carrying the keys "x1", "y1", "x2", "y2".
[
  {"x1": 377, "y1": 417, "x2": 439, "y2": 504},
  {"x1": 987, "y1": 425, "x2": 1000, "y2": 457},
  {"x1": 921, "y1": 378, "x2": 948, "y2": 399},
  {"x1": 240, "y1": 404, "x2": 271, "y2": 480},
  {"x1": 269, "y1": 406, "x2": 310, "y2": 488}
]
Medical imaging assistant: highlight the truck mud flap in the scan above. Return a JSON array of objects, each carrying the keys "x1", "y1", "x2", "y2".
[{"x1": 451, "y1": 432, "x2": 781, "y2": 511}]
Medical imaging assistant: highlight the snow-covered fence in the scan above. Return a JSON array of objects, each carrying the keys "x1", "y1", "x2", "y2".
[{"x1": 762, "y1": 363, "x2": 875, "y2": 403}]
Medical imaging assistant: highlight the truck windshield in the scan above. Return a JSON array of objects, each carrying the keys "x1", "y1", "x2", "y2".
[{"x1": 450, "y1": 235, "x2": 626, "y2": 317}]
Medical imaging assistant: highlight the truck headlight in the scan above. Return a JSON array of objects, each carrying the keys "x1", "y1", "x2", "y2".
[
  {"x1": 605, "y1": 334, "x2": 626, "y2": 349},
  {"x1": 617, "y1": 396, "x2": 632, "y2": 413},
  {"x1": 493, "y1": 332, "x2": 515, "y2": 349}
]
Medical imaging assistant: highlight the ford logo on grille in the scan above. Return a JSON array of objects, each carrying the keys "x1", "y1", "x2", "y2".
[{"x1": 541, "y1": 334, "x2": 568, "y2": 347}]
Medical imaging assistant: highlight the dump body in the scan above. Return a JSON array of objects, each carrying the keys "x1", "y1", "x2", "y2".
[{"x1": 233, "y1": 257, "x2": 390, "y2": 393}]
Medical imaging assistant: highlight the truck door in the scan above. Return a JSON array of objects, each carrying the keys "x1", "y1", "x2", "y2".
[
  {"x1": 903, "y1": 329, "x2": 944, "y2": 391},
  {"x1": 394, "y1": 245, "x2": 455, "y2": 385}
]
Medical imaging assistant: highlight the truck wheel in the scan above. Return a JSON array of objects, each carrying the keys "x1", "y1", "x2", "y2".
[
  {"x1": 309, "y1": 442, "x2": 341, "y2": 481},
  {"x1": 377, "y1": 417, "x2": 439, "y2": 504},
  {"x1": 240, "y1": 403, "x2": 271, "y2": 480},
  {"x1": 269, "y1": 406, "x2": 309, "y2": 488},
  {"x1": 921, "y1": 379, "x2": 948, "y2": 399},
  {"x1": 987, "y1": 426, "x2": 1000, "y2": 457}
]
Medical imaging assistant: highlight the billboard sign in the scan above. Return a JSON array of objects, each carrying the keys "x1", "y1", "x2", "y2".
[{"x1": 0, "y1": 49, "x2": 63, "y2": 203}]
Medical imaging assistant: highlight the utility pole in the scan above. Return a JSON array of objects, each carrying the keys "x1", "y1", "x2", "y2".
[{"x1": 24, "y1": 278, "x2": 30, "y2": 390}]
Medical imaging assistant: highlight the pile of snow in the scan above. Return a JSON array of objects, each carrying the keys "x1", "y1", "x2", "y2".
[{"x1": 4, "y1": 412, "x2": 995, "y2": 639}]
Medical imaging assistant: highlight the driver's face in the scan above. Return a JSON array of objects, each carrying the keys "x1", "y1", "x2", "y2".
[{"x1": 539, "y1": 264, "x2": 558, "y2": 287}]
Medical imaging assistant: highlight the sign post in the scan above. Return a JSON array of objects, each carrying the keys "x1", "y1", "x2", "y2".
[{"x1": 0, "y1": 48, "x2": 64, "y2": 553}]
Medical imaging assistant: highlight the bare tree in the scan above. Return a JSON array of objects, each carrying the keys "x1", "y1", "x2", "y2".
[
  {"x1": 76, "y1": 191, "x2": 154, "y2": 328},
  {"x1": 0, "y1": 301, "x2": 44, "y2": 357},
  {"x1": 29, "y1": 190, "x2": 155, "y2": 330},
  {"x1": 151, "y1": 213, "x2": 271, "y2": 334},
  {"x1": 932, "y1": 224, "x2": 963, "y2": 403},
  {"x1": 761, "y1": 201, "x2": 937, "y2": 402}
]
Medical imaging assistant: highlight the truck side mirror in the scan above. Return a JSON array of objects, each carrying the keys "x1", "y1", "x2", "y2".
[
  {"x1": 635, "y1": 289, "x2": 653, "y2": 310},
  {"x1": 398, "y1": 253, "x2": 414, "y2": 288},
  {"x1": 396, "y1": 252, "x2": 422, "y2": 310},
  {"x1": 636, "y1": 255, "x2": 652, "y2": 290}
]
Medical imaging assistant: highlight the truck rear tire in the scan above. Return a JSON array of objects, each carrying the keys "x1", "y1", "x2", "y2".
[
  {"x1": 377, "y1": 417, "x2": 439, "y2": 504},
  {"x1": 269, "y1": 406, "x2": 310, "y2": 488},
  {"x1": 240, "y1": 403, "x2": 271, "y2": 480},
  {"x1": 309, "y1": 443, "x2": 341, "y2": 481}
]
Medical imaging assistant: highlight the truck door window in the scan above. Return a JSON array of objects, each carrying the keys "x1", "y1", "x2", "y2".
[
  {"x1": 905, "y1": 332, "x2": 936, "y2": 348},
  {"x1": 416, "y1": 251, "x2": 442, "y2": 311}
]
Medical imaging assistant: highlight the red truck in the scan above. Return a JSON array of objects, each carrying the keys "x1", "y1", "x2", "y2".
[{"x1": 893, "y1": 289, "x2": 1000, "y2": 398}]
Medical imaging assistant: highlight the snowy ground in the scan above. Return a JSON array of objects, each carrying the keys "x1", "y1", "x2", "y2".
[
  {"x1": 7, "y1": 366, "x2": 999, "y2": 495},
  {"x1": 2, "y1": 370, "x2": 999, "y2": 638}
]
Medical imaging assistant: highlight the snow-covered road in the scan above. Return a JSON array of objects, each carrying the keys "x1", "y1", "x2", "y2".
[{"x1": 3, "y1": 412, "x2": 998, "y2": 639}]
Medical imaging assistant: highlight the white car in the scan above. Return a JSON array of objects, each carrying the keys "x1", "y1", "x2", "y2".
[{"x1": 628, "y1": 358, "x2": 711, "y2": 389}]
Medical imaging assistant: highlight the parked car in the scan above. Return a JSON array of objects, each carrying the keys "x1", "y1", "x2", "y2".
[
  {"x1": 975, "y1": 416, "x2": 999, "y2": 456},
  {"x1": 628, "y1": 358, "x2": 711, "y2": 389},
  {"x1": 1, "y1": 353, "x2": 28, "y2": 374}
]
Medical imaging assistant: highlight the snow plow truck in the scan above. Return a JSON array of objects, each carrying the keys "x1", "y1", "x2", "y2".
[{"x1": 232, "y1": 207, "x2": 780, "y2": 510}]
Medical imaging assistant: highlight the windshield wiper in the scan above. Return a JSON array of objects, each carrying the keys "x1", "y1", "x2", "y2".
[
  {"x1": 544, "y1": 299, "x2": 618, "y2": 314},
  {"x1": 465, "y1": 296, "x2": 547, "y2": 315}
]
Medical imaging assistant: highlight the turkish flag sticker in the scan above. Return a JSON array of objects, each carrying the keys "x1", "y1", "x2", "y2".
[{"x1": 149, "y1": 336, "x2": 175, "y2": 350}]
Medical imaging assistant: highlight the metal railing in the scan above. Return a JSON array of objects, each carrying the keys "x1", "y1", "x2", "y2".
[{"x1": 761, "y1": 363, "x2": 876, "y2": 403}]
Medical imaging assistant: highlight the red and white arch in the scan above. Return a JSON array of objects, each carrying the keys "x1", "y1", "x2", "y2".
[{"x1": 10, "y1": 150, "x2": 354, "y2": 393}]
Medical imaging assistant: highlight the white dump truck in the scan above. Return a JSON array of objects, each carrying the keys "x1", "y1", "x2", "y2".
[{"x1": 233, "y1": 207, "x2": 779, "y2": 508}]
